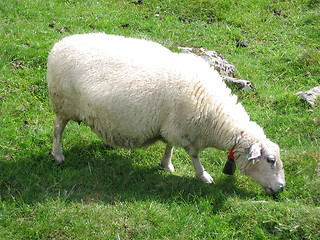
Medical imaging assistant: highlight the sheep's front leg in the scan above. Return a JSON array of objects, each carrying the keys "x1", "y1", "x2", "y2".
[
  {"x1": 161, "y1": 144, "x2": 174, "y2": 172},
  {"x1": 52, "y1": 115, "x2": 68, "y2": 162},
  {"x1": 185, "y1": 146, "x2": 214, "y2": 183}
]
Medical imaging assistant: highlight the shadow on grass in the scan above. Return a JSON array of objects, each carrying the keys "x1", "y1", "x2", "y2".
[{"x1": 0, "y1": 141, "x2": 256, "y2": 211}]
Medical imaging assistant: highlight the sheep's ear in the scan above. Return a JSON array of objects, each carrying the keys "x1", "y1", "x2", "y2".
[{"x1": 248, "y1": 143, "x2": 262, "y2": 160}]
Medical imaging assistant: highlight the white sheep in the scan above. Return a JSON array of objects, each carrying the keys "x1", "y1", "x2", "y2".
[{"x1": 47, "y1": 33, "x2": 285, "y2": 193}]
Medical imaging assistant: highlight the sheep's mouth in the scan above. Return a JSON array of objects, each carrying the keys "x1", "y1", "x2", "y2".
[
  {"x1": 265, "y1": 186, "x2": 284, "y2": 194},
  {"x1": 265, "y1": 187, "x2": 274, "y2": 194}
]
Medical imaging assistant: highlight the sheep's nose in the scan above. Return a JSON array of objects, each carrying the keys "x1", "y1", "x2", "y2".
[
  {"x1": 272, "y1": 182, "x2": 285, "y2": 194},
  {"x1": 266, "y1": 182, "x2": 285, "y2": 194},
  {"x1": 275, "y1": 182, "x2": 285, "y2": 193}
]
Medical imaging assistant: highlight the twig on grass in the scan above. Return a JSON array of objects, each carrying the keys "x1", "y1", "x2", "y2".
[{"x1": 0, "y1": 144, "x2": 18, "y2": 151}]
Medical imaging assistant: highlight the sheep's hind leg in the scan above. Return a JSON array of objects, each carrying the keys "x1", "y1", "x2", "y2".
[
  {"x1": 52, "y1": 115, "x2": 68, "y2": 162},
  {"x1": 185, "y1": 146, "x2": 215, "y2": 184},
  {"x1": 161, "y1": 144, "x2": 175, "y2": 172}
]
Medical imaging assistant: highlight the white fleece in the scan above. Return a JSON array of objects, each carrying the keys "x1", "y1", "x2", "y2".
[{"x1": 47, "y1": 33, "x2": 266, "y2": 152}]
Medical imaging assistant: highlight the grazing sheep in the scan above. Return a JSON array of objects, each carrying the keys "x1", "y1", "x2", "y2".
[{"x1": 47, "y1": 33, "x2": 285, "y2": 193}]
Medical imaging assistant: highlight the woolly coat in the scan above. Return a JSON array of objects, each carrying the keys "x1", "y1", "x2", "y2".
[{"x1": 47, "y1": 33, "x2": 266, "y2": 156}]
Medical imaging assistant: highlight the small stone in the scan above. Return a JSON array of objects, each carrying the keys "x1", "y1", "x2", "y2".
[
  {"x1": 12, "y1": 60, "x2": 24, "y2": 69},
  {"x1": 58, "y1": 27, "x2": 69, "y2": 33},
  {"x1": 29, "y1": 85, "x2": 37, "y2": 92},
  {"x1": 304, "y1": 72, "x2": 312, "y2": 77}
]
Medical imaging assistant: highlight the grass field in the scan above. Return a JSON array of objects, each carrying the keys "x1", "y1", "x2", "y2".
[{"x1": 0, "y1": 0, "x2": 319, "y2": 239}]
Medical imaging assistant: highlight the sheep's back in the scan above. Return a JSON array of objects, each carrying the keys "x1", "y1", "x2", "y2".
[{"x1": 47, "y1": 33, "x2": 250, "y2": 149}]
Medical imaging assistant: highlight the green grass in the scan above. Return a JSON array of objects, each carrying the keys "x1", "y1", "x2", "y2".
[{"x1": 1, "y1": 0, "x2": 319, "y2": 239}]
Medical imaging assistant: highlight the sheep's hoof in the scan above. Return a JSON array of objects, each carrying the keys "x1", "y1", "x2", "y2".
[
  {"x1": 52, "y1": 153, "x2": 65, "y2": 163},
  {"x1": 197, "y1": 171, "x2": 215, "y2": 184},
  {"x1": 160, "y1": 163, "x2": 175, "y2": 173}
]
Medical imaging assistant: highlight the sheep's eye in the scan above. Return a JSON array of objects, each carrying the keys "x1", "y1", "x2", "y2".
[{"x1": 267, "y1": 155, "x2": 276, "y2": 164}]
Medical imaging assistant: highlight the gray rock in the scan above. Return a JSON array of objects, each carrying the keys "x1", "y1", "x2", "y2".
[
  {"x1": 296, "y1": 86, "x2": 320, "y2": 106},
  {"x1": 178, "y1": 46, "x2": 253, "y2": 91}
]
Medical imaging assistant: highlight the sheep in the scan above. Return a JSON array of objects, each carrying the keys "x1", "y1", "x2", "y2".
[{"x1": 47, "y1": 33, "x2": 285, "y2": 193}]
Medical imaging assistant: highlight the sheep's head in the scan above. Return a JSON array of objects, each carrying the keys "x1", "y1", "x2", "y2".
[{"x1": 235, "y1": 139, "x2": 285, "y2": 194}]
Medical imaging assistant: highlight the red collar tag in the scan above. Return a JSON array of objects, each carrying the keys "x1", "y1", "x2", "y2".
[
  {"x1": 228, "y1": 131, "x2": 244, "y2": 160},
  {"x1": 228, "y1": 147, "x2": 235, "y2": 160}
]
